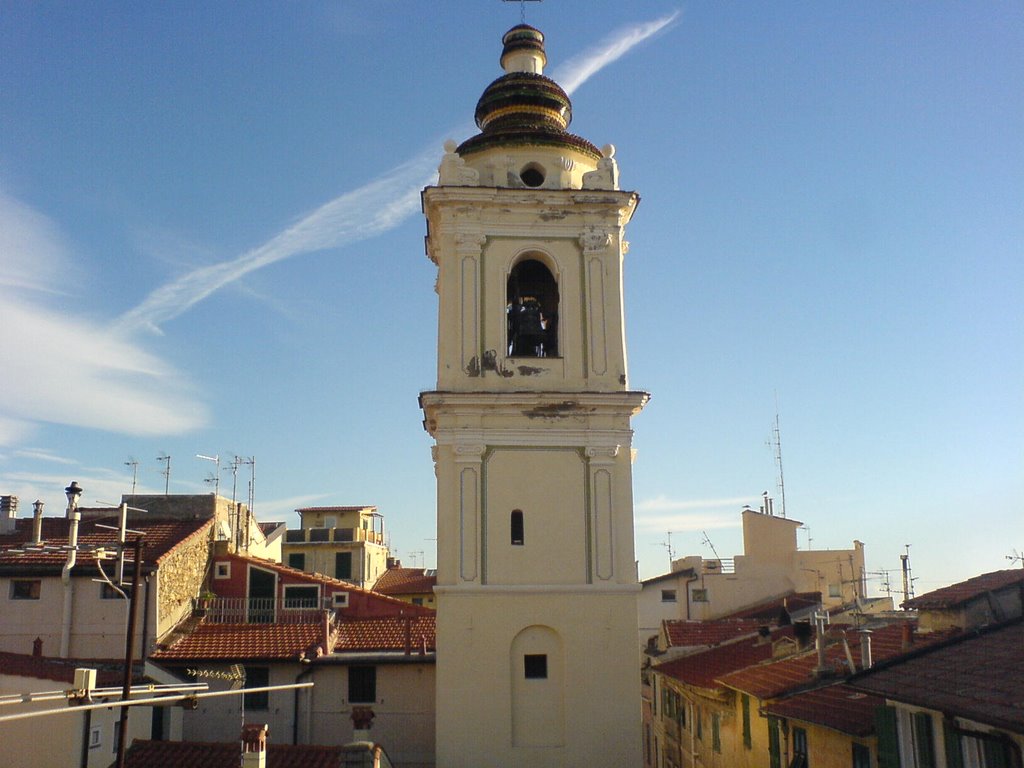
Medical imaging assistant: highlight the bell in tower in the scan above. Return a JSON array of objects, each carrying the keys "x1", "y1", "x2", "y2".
[{"x1": 422, "y1": 24, "x2": 648, "y2": 768}]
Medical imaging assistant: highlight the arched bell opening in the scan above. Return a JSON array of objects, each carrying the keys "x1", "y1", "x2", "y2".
[{"x1": 507, "y1": 258, "x2": 559, "y2": 357}]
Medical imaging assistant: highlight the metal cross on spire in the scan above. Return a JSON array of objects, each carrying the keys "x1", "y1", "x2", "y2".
[{"x1": 503, "y1": 0, "x2": 541, "y2": 25}]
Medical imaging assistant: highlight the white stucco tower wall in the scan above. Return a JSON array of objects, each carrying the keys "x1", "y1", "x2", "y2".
[{"x1": 420, "y1": 25, "x2": 647, "y2": 768}]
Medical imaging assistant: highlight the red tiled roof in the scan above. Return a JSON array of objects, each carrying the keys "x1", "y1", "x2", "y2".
[
  {"x1": 654, "y1": 626, "x2": 796, "y2": 689},
  {"x1": 663, "y1": 619, "x2": 765, "y2": 649},
  {"x1": 851, "y1": 619, "x2": 1024, "y2": 732},
  {"x1": 904, "y1": 569, "x2": 1024, "y2": 610},
  {"x1": 0, "y1": 652, "x2": 136, "y2": 686},
  {"x1": 717, "y1": 622, "x2": 962, "y2": 700},
  {"x1": 124, "y1": 739, "x2": 354, "y2": 768},
  {"x1": 373, "y1": 567, "x2": 437, "y2": 595},
  {"x1": 718, "y1": 592, "x2": 822, "y2": 621},
  {"x1": 336, "y1": 615, "x2": 436, "y2": 652},
  {"x1": 0, "y1": 516, "x2": 211, "y2": 573},
  {"x1": 766, "y1": 684, "x2": 885, "y2": 737},
  {"x1": 151, "y1": 622, "x2": 325, "y2": 662}
]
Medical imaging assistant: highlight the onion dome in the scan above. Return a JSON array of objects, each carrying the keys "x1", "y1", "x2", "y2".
[{"x1": 457, "y1": 25, "x2": 601, "y2": 161}]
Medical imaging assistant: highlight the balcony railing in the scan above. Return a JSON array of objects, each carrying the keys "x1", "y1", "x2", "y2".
[
  {"x1": 284, "y1": 527, "x2": 385, "y2": 545},
  {"x1": 194, "y1": 596, "x2": 332, "y2": 624}
]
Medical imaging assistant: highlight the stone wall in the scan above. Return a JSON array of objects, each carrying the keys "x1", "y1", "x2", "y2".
[{"x1": 157, "y1": 523, "x2": 212, "y2": 632}]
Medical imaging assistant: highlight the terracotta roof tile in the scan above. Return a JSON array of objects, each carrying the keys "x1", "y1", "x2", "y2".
[
  {"x1": 904, "y1": 569, "x2": 1024, "y2": 610},
  {"x1": 373, "y1": 567, "x2": 437, "y2": 595},
  {"x1": 766, "y1": 684, "x2": 885, "y2": 737},
  {"x1": 0, "y1": 516, "x2": 211, "y2": 573},
  {"x1": 717, "y1": 622, "x2": 962, "y2": 700},
  {"x1": 336, "y1": 616, "x2": 436, "y2": 652},
  {"x1": 151, "y1": 622, "x2": 325, "y2": 662},
  {"x1": 124, "y1": 739, "x2": 353, "y2": 768},
  {"x1": 663, "y1": 619, "x2": 765, "y2": 649},
  {"x1": 850, "y1": 619, "x2": 1024, "y2": 732},
  {"x1": 718, "y1": 592, "x2": 822, "y2": 621},
  {"x1": 654, "y1": 626, "x2": 795, "y2": 689}
]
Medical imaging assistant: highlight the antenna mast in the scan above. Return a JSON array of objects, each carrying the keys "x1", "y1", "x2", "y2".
[
  {"x1": 156, "y1": 454, "x2": 171, "y2": 495},
  {"x1": 700, "y1": 530, "x2": 723, "y2": 562},
  {"x1": 124, "y1": 457, "x2": 138, "y2": 495},
  {"x1": 772, "y1": 403, "x2": 788, "y2": 518}
]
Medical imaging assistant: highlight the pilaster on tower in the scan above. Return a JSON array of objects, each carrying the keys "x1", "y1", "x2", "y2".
[{"x1": 421, "y1": 24, "x2": 648, "y2": 768}]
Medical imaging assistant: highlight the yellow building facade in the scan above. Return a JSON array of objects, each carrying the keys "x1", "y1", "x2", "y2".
[{"x1": 420, "y1": 24, "x2": 647, "y2": 768}]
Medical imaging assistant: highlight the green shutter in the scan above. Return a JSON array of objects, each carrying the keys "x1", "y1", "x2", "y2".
[
  {"x1": 875, "y1": 706, "x2": 901, "y2": 768},
  {"x1": 768, "y1": 716, "x2": 782, "y2": 768},
  {"x1": 742, "y1": 694, "x2": 752, "y2": 749},
  {"x1": 942, "y1": 721, "x2": 963, "y2": 768},
  {"x1": 914, "y1": 712, "x2": 936, "y2": 768}
]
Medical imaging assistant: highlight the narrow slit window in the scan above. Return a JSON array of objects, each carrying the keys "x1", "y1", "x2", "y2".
[
  {"x1": 507, "y1": 259, "x2": 559, "y2": 357},
  {"x1": 511, "y1": 509, "x2": 524, "y2": 545}
]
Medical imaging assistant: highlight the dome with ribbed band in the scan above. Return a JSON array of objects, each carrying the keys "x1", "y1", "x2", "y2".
[{"x1": 456, "y1": 26, "x2": 602, "y2": 161}]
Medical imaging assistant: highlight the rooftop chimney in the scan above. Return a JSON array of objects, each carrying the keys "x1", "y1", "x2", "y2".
[
  {"x1": 241, "y1": 723, "x2": 268, "y2": 768},
  {"x1": 0, "y1": 495, "x2": 17, "y2": 534},
  {"x1": 859, "y1": 629, "x2": 873, "y2": 669},
  {"x1": 901, "y1": 622, "x2": 915, "y2": 652},
  {"x1": 32, "y1": 500, "x2": 44, "y2": 545}
]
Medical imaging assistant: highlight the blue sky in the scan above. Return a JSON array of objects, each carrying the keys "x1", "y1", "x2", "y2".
[{"x1": 1, "y1": 2, "x2": 1021, "y2": 594}]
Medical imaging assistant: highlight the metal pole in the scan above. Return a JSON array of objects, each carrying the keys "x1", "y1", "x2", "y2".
[{"x1": 115, "y1": 537, "x2": 143, "y2": 768}]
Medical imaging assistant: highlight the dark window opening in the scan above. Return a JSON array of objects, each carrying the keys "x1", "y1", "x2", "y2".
[
  {"x1": 100, "y1": 582, "x2": 131, "y2": 599},
  {"x1": 10, "y1": 580, "x2": 41, "y2": 600},
  {"x1": 789, "y1": 726, "x2": 808, "y2": 768},
  {"x1": 520, "y1": 164, "x2": 545, "y2": 187},
  {"x1": 851, "y1": 743, "x2": 870, "y2": 768},
  {"x1": 288, "y1": 552, "x2": 306, "y2": 571},
  {"x1": 507, "y1": 259, "x2": 558, "y2": 357},
  {"x1": 348, "y1": 665, "x2": 376, "y2": 703},
  {"x1": 336, "y1": 551, "x2": 353, "y2": 580},
  {"x1": 524, "y1": 654, "x2": 548, "y2": 679},
  {"x1": 283, "y1": 585, "x2": 318, "y2": 609},
  {"x1": 243, "y1": 666, "x2": 269, "y2": 710},
  {"x1": 511, "y1": 509, "x2": 524, "y2": 545}
]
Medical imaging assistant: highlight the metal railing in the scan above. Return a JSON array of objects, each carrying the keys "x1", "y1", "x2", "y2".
[
  {"x1": 284, "y1": 527, "x2": 385, "y2": 545},
  {"x1": 194, "y1": 596, "x2": 331, "y2": 624}
]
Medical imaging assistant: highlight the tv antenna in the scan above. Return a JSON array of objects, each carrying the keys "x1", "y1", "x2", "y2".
[
  {"x1": 655, "y1": 531, "x2": 676, "y2": 569},
  {"x1": 196, "y1": 454, "x2": 220, "y2": 497},
  {"x1": 156, "y1": 453, "x2": 171, "y2": 495},
  {"x1": 1007, "y1": 549, "x2": 1024, "y2": 568},
  {"x1": 124, "y1": 457, "x2": 138, "y2": 495},
  {"x1": 240, "y1": 456, "x2": 255, "y2": 515},
  {"x1": 700, "y1": 530, "x2": 723, "y2": 562}
]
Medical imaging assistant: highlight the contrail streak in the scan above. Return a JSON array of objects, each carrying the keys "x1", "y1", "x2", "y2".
[{"x1": 114, "y1": 12, "x2": 679, "y2": 335}]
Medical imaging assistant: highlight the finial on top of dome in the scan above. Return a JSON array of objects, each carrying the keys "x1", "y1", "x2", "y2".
[{"x1": 500, "y1": 24, "x2": 546, "y2": 74}]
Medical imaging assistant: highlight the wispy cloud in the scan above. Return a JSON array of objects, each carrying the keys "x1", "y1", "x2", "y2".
[
  {"x1": 0, "y1": 192, "x2": 207, "y2": 447},
  {"x1": 633, "y1": 493, "x2": 752, "y2": 532},
  {"x1": 113, "y1": 12, "x2": 679, "y2": 335},
  {"x1": 636, "y1": 494, "x2": 754, "y2": 512},
  {"x1": 553, "y1": 11, "x2": 680, "y2": 95}
]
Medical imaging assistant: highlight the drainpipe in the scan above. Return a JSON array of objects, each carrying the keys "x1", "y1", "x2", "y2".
[
  {"x1": 292, "y1": 664, "x2": 316, "y2": 745},
  {"x1": 60, "y1": 482, "x2": 84, "y2": 658}
]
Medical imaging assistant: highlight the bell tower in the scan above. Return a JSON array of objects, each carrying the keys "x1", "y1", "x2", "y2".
[{"x1": 421, "y1": 25, "x2": 647, "y2": 768}]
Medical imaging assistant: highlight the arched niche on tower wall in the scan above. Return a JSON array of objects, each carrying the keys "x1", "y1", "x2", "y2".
[{"x1": 510, "y1": 624, "x2": 565, "y2": 748}]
